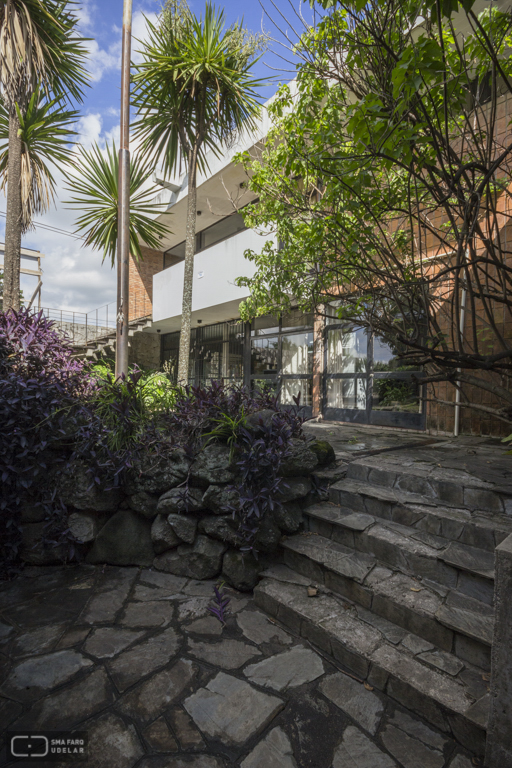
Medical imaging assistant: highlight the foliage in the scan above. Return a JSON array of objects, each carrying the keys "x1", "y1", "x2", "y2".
[
  {"x1": 0, "y1": 311, "x2": 307, "y2": 573},
  {"x1": 65, "y1": 142, "x2": 170, "y2": 266},
  {"x1": 208, "y1": 581, "x2": 230, "y2": 624},
  {"x1": 236, "y1": 0, "x2": 512, "y2": 425},
  {"x1": 0, "y1": 309, "x2": 88, "y2": 574},
  {"x1": 0, "y1": 0, "x2": 89, "y2": 107},
  {"x1": 0, "y1": 88, "x2": 78, "y2": 232}
]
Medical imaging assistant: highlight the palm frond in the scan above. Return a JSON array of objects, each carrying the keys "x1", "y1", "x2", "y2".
[
  {"x1": 65, "y1": 142, "x2": 172, "y2": 266},
  {"x1": 0, "y1": 0, "x2": 89, "y2": 107},
  {"x1": 132, "y1": 1, "x2": 266, "y2": 178},
  {"x1": 0, "y1": 87, "x2": 78, "y2": 232}
]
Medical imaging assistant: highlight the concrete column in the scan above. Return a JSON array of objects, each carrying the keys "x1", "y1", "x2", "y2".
[{"x1": 485, "y1": 532, "x2": 512, "y2": 768}]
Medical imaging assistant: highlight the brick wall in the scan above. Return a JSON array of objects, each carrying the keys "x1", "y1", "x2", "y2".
[{"x1": 129, "y1": 246, "x2": 164, "y2": 321}]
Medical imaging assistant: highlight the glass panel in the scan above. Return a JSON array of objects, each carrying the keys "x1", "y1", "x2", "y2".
[
  {"x1": 327, "y1": 328, "x2": 367, "y2": 373},
  {"x1": 165, "y1": 241, "x2": 186, "y2": 263},
  {"x1": 252, "y1": 379, "x2": 279, "y2": 398},
  {"x1": 202, "y1": 212, "x2": 246, "y2": 250},
  {"x1": 251, "y1": 315, "x2": 279, "y2": 336},
  {"x1": 327, "y1": 378, "x2": 367, "y2": 410},
  {"x1": 280, "y1": 378, "x2": 312, "y2": 407},
  {"x1": 372, "y1": 378, "x2": 420, "y2": 412},
  {"x1": 373, "y1": 336, "x2": 420, "y2": 372},
  {"x1": 282, "y1": 332, "x2": 313, "y2": 375},
  {"x1": 251, "y1": 336, "x2": 279, "y2": 374},
  {"x1": 282, "y1": 309, "x2": 314, "y2": 331}
]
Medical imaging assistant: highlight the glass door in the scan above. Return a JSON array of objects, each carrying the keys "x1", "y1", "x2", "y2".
[{"x1": 323, "y1": 322, "x2": 425, "y2": 429}]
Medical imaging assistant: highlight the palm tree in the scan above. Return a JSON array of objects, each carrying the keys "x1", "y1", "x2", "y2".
[
  {"x1": 65, "y1": 141, "x2": 170, "y2": 267},
  {"x1": 0, "y1": 0, "x2": 88, "y2": 311},
  {"x1": 0, "y1": 89, "x2": 79, "y2": 230},
  {"x1": 133, "y1": 0, "x2": 264, "y2": 384}
]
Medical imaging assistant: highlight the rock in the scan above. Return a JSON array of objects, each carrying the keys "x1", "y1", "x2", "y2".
[
  {"x1": 241, "y1": 726, "x2": 297, "y2": 768},
  {"x1": 272, "y1": 502, "x2": 303, "y2": 534},
  {"x1": 254, "y1": 514, "x2": 282, "y2": 553},
  {"x1": 190, "y1": 443, "x2": 237, "y2": 486},
  {"x1": 151, "y1": 514, "x2": 181, "y2": 554},
  {"x1": 12, "y1": 624, "x2": 66, "y2": 657},
  {"x1": 157, "y1": 486, "x2": 205, "y2": 515},
  {"x1": 169, "y1": 708, "x2": 206, "y2": 750},
  {"x1": 245, "y1": 409, "x2": 279, "y2": 433},
  {"x1": 186, "y1": 616, "x2": 224, "y2": 636},
  {"x1": 107, "y1": 627, "x2": 181, "y2": 692},
  {"x1": 188, "y1": 638, "x2": 261, "y2": 669},
  {"x1": 68, "y1": 511, "x2": 101, "y2": 543},
  {"x1": 128, "y1": 491, "x2": 159, "y2": 518},
  {"x1": 116, "y1": 659, "x2": 197, "y2": 724},
  {"x1": 183, "y1": 671, "x2": 283, "y2": 746},
  {"x1": 143, "y1": 718, "x2": 178, "y2": 752},
  {"x1": 276, "y1": 477, "x2": 312, "y2": 503},
  {"x1": 80, "y1": 568, "x2": 137, "y2": 624},
  {"x1": 167, "y1": 513, "x2": 198, "y2": 544},
  {"x1": 202, "y1": 484, "x2": 240, "y2": 514},
  {"x1": 20, "y1": 499, "x2": 46, "y2": 523},
  {"x1": 139, "y1": 570, "x2": 188, "y2": 591},
  {"x1": 319, "y1": 673, "x2": 384, "y2": 736},
  {"x1": 310, "y1": 439, "x2": 336, "y2": 466},
  {"x1": 84, "y1": 628, "x2": 146, "y2": 659},
  {"x1": 237, "y1": 610, "x2": 292, "y2": 645},
  {"x1": 125, "y1": 450, "x2": 190, "y2": 495},
  {"x1": 244, "y1": 647, "x2": 324, "y2": 692},
  {"x1": 380, "y1": 724, "x2": 444, "y2": 768},
  {"x1": 20, "y1": 522, "x2": 68, "y2": 565},
  {"x1": 58, "y1": 461, "x2": 124, "y2": 511},
  {"x1": 0, "y1": 650, "x2": 93, "y2": 701},
  {"x1": 153, "y1": 535, "x2": 226, "y2": 580},
  {"x1": 86, "y1": 510, "x2": 154, "y2": 566},
  {"x1": 143, "y1": 717, "x2": 179, "y2": 752},
  {"x1": 87, "y1": 712, "x2": 144, "y2": 768},
  {"x1": 333, "y1": 726, "x2": 397, "y2": 768},
  {"x1": 198, "y1": 515, "x2": 241, "y2": 546},
  {"x1": 280, "y1": 438, "x2": 319, "y2": 477},
  {"x1": 119, "y1": 600, "x2": 174, "y2": 627},
  {"x1": 16, "y1": 668, "x2": 115, "y2": 730},
  {"x1": 222, "y1": 550, "x2": 261, "y2": 591}
]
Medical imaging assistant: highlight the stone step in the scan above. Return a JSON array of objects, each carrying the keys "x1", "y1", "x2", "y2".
[
  {"x1": 346, "y1": 454, "x2": 512, "y2": 514},
  {"x1": 282, "y1": 529, "x2": 493, "y2": 670},
  {"x1": 305, "y1": 503, "x2": 495, "y2": 605},
  {"x1": 254, "y1": 569, "x2": 489, "y2": 756},
  {"x1": 328, "y1": 478, "x2": 512, "y2": 552}
]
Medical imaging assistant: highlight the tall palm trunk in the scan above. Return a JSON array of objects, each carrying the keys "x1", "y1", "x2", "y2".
[
  {"x1": 177, "y1": 147, "x2": 198, "y2": 385},
  {"x1": 3, "y1": 108, "x2": 23, "y2": 311}
]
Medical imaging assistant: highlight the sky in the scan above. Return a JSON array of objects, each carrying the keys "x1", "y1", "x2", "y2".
[{"x1": 7, "y1": 0, "x2": 317, "y2": 316}]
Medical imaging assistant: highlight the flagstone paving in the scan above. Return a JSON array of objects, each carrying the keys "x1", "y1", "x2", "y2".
[{"x1": 0, "y1": 564, "x2": 481, "y2": 767}]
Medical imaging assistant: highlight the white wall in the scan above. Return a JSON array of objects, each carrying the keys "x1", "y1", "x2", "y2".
[{"x1": 153, "y1": 228, "x2": 275, "y2": 326}]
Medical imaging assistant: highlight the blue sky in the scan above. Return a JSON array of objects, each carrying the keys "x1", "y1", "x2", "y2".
[{"x1": 9, "y1": 0, "x2": 316, "y2": 315}]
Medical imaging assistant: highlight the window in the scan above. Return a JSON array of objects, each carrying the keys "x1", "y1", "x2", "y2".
[
  {"x1": 250, "y1": 312, "x2": 314, "y2": 409},
  {"x1": 163, "y1": 212, "x2": 247, "y2": 269}
]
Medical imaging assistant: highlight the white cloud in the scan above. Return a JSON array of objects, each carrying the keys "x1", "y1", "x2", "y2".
[
  {"x1": 76, "y1": 113, "x2": 103, "y2": 148},
  {"x1": 84, "y1": 38, "x2": 120, "y2": 83},
  {"x1": 131, "y1": 10, "x2": 158, "y2": 64}
]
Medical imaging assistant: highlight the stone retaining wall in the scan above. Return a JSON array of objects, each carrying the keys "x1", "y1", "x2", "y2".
[{"x1": 20, "y1": 432, "x2": 335, "y2": 592}]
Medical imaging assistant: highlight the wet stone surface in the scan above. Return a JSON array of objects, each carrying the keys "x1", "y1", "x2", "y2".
[{"x1": 0, "y1": 564, "x2": 481, "y2": 767}]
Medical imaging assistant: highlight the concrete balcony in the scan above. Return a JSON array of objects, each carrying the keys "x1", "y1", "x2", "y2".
[{"x1": 152, "y1": 228, "x2": 275, "y2": 331}]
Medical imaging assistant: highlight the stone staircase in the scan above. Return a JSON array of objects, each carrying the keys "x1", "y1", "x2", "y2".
[{"x1": 255, "y1": 451, "x2": 512, "y2": 758}]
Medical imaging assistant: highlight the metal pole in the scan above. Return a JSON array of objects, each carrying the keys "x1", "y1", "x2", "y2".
[{"x1": 115, "y1": 0, "x2": 132, "y2": 380}]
